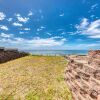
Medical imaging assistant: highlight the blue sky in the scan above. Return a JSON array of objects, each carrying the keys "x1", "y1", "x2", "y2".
[{"x1": 0, "y1": 0, "x2": 100, "y2": 50}]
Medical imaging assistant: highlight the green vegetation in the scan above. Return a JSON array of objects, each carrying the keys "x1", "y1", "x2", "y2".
[{"x1": 0, "y1": 56, "x2": 72, "y2": 100}]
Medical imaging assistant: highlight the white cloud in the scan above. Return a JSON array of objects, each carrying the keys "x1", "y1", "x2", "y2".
[
  {"x1": 19, "y1": 31, "x2": 28, "y2": 34},
  {"x1": 61, "y1": 32, "x2": 66, "y2": 35},
  {"x1": 15, "y1": 13, "x2": 29, "y2": 23},
  {"x1": 50, "y1": 36, "x2": 64, "y2": 40},
  {"x1": 68, "y1": 32, "x2": 76, "y2": 35},
  {"x1": 18, "y1": 17, "x2": 29, "y2": 23},
  {"x1": 28, "y1": 11, "x2": 33, "y2": 16},
  {"x1": 89, "y1": 4, "x2": 98, "y2": 13},
  {"x1": 7, "y1": 18, "x2": 13, "y2": 22},
  {"x1": 46, "y1": 32, "x2": 52, "y2": 36},
  {"x1": 89, "y1": 35, "x2": 100, "y2": 38},
  {"x1": 61, "y1": 43, "x2": 100, "y2": 50},
  {"x1": 0, "y1": 36, "x2": 65, "y2": 49},
  {"x1": 24, "y1": 28, "x2": 31, "y2": 31},
  {"x1": 0, "y1": 33, "x2": 13, "y2": 38},
  {"x1": 13, "y1": 22, "x2": 23, "y2": 27},
  {"x1": 0, "y1": 25, "x2": 9, "y2": 30},
  {"x1": 19, "y1": 32, "x2": 24, "y2": 34},
  {"x1": 59, "y1": 13, "x2": 64, "y2": 17},
  {"x1": 0, "y1": 12, "x2": 6, "y2": 20},
  {"x1": 15, "y1": 13, "x2": 21, "y2": 17},
  {"x1": 90, "y1": 15, "x2": 95, "y2": 18},
  {"x1": 37, "y1": 28, "x2": 42, "y2": 32},
  {"x1": 76, "y1": 18, "x2": 100, "y2": 38},
  {"x1": 91, "y1": 4, "x2": 98, "y2": 10},
  {"x1": 75, "y1": 43, "x2": 100, "y2": 48},
  {"x1": 76, "y1": 18, "x2": 89, "y2": 29},
  {"x1": 61, "y1": 38, "x2": 67, "y2": 41},
  {"x1": 17, "y1": 16, "x2": 29, "y2": 23},
  {"x1": 40, "y1": 26, "x2": 45, "y2": 29},
  {"x1": 27, "y1": 38, "x2": 64, "y2": 46},
  {"x1": 36, "y1": 26, "x2": 45, "y2": 32},
  {"x1": 0, "y1": 34, "x2": 99, "y2": 50},
  {"x1": 23, "y1": 28, "x2": 30, "y2": 31}
]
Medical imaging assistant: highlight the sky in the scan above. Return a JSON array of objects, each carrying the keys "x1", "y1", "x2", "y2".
[{"x1": 0, "y1": 0, "x2": 100, "y2": 50}]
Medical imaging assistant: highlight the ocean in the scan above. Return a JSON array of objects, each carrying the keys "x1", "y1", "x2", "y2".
[{"x1": 25, "y1": 50, "x2": 88, "y2": 56}]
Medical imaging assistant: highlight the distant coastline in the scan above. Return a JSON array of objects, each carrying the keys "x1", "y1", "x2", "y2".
[{"x1": 25, "y1": 50, "x2": 88, "y2": 56}]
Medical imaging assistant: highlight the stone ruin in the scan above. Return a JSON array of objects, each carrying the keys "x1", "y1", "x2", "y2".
[
  {"x1": 65, "y1": 50, "x2": 100, "y2": 100},
  {"x1": 0, "y1": 47, "x2": 29, "y2": 63}
]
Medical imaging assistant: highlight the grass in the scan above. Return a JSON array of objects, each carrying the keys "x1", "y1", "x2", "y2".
[{"x1": 0, "y1": 55, "x2": 72, "y2": 100}]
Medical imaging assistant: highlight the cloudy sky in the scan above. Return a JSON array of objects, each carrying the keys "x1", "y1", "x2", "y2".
[{"x1": 0, "y1": 0, "x2": 100, "y2": 50}]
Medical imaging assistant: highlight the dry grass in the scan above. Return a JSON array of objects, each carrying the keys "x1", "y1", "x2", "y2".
[{"x1": 0, "y1": 55, "x2": 72, "y2": 100}]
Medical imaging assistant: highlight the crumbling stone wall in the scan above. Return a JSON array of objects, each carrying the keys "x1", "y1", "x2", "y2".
[
  {"x1": 65, "y1": 50, "x2": 100, "y2": 100},
  {"x1": 0, "y1": 47, "x2": 29, "y2": 63}
]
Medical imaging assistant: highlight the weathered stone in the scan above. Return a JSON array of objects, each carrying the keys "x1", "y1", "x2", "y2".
[
  {"x1": 77, "y1": 72, "x2": 90, "y2": 81},
  {"x1": 65, "y1": 50, "x2": 100, "y2": 100},
  {"x1": 70, "y1": 59, "x2": 74, "y2": 63},
  {"x1": 65, "y1": 69, "x2": 72, "y2": 73},
  {"x1": 93, "y1": 70, "x2": 100, "y2": 80},
  {"x1": 80, "y1": 88, "x2": 88, "y2": 98},
  {"x1": 76, "y1": 63, "x2": 83, "y2": 69},
  {"x1": 88, "y1": 58, "x2": 100, "y2": 68},
  {"x1": 75, "y1": 75, "x2": 81, "y2": 79},
  {"x1": 88, "y1": 50, "x2": 100, "y2": 59},
  {"x1": 90, "y1": 90, "x2": 98, "y2": 99},
  {"x1": 80, "y1": 88, "x2": 87, "y2": 94},
  {"x1": 0, "y1": 47, "x2": 29, "y2": 63},
  {"x1": 84, "y1": 66, "x2": 95, "y2": 75}
]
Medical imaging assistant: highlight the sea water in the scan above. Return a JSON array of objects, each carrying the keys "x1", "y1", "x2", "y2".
[{"x1": 26, "y1": 50, "x2": 88, "y2": 56}]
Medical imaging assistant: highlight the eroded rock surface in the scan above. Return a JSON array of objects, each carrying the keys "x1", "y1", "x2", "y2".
[
  {"x1": 65, "y1": 50, "x2": 100, "y2": 100},
  {"x1": 0, "y1": 47, "x2": 29, "y2": 63}
]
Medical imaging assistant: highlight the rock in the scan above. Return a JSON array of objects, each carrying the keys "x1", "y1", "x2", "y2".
[
  {"x1": 0, "y1": 47, "x2": 29, "y2": 63},
  {"x1": 88, "y1": 50, "x2": 100, "y2": 59},
  {"x1": 90, "y1": 90, "x2": 98, "y2": 99},
  {"x1": 65, "y1": 50, "x2": 100, "y2": 100},
  {"x1": 94, "y1": 70, "x2": 100, "y2": 80}
]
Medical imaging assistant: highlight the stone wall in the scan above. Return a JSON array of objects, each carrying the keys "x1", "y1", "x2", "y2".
[
  {"x1": 65, "y1": 50, "x2": 100, "y2": 100},
  {"x1": 0, "y1": 47, "x2": 29, "y2": 63}
]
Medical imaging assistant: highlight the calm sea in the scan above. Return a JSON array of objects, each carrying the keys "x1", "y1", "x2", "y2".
[{"x1": 25, "y1": 50, "x2": 88, "y2": 56}]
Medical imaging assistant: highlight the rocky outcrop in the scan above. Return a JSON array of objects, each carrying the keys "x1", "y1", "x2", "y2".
[
  {"x1": 65, "y1": 50, "x2": 100, "y2": 100},
  {"x1": 0, "y1": 47, "x2": 29, "y2": 63}
]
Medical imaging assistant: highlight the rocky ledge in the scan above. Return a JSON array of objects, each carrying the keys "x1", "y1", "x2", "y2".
[
  {"x1": 65, "y1": 50, "x2": 100, "y2": 100},
  {"x1": 0, "y1": 47, "x2": 29, "y2": 63}
]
